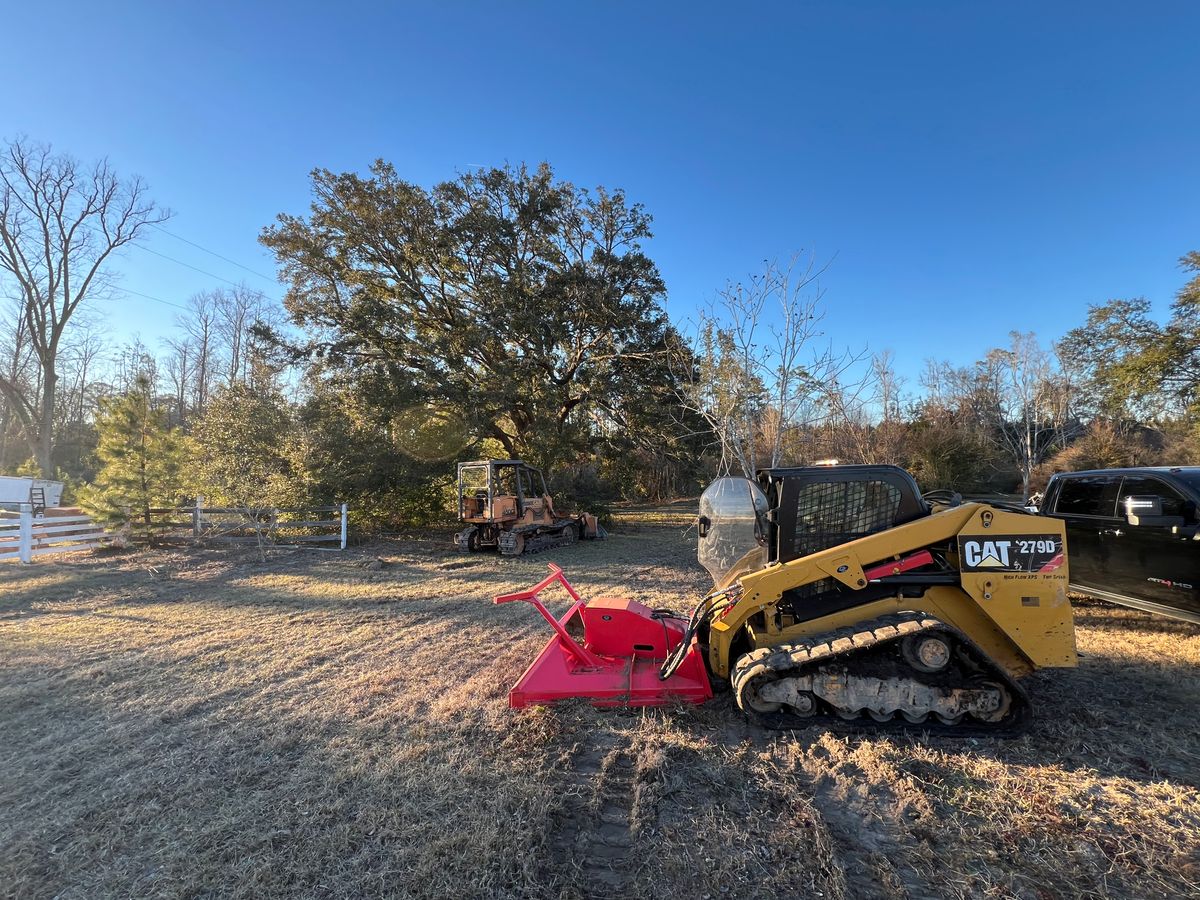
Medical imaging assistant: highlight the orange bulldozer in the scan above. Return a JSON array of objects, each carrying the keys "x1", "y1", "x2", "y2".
[{"x1": 453, "y1": 459, "x2": 605, "y2": 557}]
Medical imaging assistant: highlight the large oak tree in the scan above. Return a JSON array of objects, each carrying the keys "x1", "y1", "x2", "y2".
[{"x1": 260, "y1": 161, "x2": 677, "y2": 467}]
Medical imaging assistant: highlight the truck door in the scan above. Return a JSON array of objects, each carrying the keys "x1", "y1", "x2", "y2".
[
  {"x1": 1111, "y1": 474, "x2": 1200, "y2": 616},
  {"x1": 1048, "y1": 474, "x2": 1122, "y2": 589}
]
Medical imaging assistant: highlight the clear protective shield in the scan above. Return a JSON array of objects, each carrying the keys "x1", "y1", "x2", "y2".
[{"x1": 697, "y1": 477, "x2": 770, "y2": 588}]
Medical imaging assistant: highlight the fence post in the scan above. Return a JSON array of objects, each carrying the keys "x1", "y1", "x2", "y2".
[
  {"x1": 18, "y1": 502, "x2": 32, "y2": 564},
  {"x1": 340, "y1": 503, "x2": 348, "y2": 550},
  {"x1": 193, "y1": 495, "x2": 204, "y2": 538}
]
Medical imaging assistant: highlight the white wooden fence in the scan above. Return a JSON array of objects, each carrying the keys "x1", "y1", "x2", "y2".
[
  {"x1": 185, "y1": 498, "x2": 348, "y2": 549},
  {"x1": 0, "y1": 504, "x2": 107, "y2": 564},
  {"x1": 0, "y1": 500, "x2": 347, "y2": 563}
]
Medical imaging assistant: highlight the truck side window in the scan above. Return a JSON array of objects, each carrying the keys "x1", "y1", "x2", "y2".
[
  {"x1": 1054, "y1": 476, "x2": 1121, "y2": 517},
  {"x1": 1118, "y1": 476, "x2": 1189, "y2": 518}
]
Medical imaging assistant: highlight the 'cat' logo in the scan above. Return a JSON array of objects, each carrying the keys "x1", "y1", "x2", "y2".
[{"x1": 963, "y1": 540, "x2": 1011, "y2": 568}]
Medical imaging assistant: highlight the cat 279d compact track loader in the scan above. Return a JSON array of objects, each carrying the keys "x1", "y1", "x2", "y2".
[{"x1": 496, "y1": 465, "x2": 1077, "y2": 733}]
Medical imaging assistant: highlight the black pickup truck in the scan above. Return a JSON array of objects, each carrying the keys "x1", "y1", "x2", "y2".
[{"x1": 1040, "y1": 467, "x2": 1200, "y2": 624}]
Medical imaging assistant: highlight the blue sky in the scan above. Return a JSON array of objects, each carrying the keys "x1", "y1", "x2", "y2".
[{"x1": 3, "y1": 1, "x2": 1198, "y2": 388}]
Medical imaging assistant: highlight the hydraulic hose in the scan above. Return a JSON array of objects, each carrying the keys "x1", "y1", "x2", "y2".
[{"x1": 657, "y1": 589, "x2": 735, "y2": 681}]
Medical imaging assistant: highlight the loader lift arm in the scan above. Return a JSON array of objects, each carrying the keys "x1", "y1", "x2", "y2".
[{"x1": 705, "y1": 501, "x2": 1076, "y2": 680}]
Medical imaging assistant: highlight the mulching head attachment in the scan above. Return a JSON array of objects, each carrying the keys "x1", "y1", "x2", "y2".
[{"x1": 494, "y1": 564, "x2": 712, "y2": 709}]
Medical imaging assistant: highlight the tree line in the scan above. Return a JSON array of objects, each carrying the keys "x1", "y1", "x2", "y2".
[{"x1": 2, "y1": 136, "x2": 1198, "y2": 531}]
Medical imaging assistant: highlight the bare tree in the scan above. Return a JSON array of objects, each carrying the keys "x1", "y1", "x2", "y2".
[
  {"x1": 161, "y1": 335, "x2": 194, "y2": 425},
  {"x1": 0, "y1": 294, "x2": 37, "y2": 468},
  {"x1": 0, "y1": 138, "x2": 169, "y2": 475},
  {"x1": 111, "y1": 338, "x2": 159, "y2": 396},
  {"x1": 919, "y1": 358, "x2": 951, "y2": 408},
  {"x1": 180, "y1": 290, "x2": 218, "y2": 413},
  {"x1": 53, "y1": 325, "x2": 107, "y2": 473},
  {"x1": 154, "y1": 286, "x2": 285, "y2": 431},
  {"x1": 817, "y1": 373, "x2": 875, "y2": 463},
  {"x1": 674, "y1": 253, "x2": 860, "y2": 476},
  {"x1": 213, "y1": 285, "x2": 266, "y2": 384},
  {"x1": 817, "y1": 351, "x2": 908, "y2": 466},
  {"x1": 873, "y1": 350, "x2": 904, "y2": 425},
  {"x1": 981, "y1": 331, "x2": 1075, "y2": 501}
]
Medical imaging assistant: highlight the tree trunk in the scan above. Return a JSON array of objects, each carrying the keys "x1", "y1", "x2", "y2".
[{"x1": 37, "y1": 365, "x2": 57, "y2": 477}]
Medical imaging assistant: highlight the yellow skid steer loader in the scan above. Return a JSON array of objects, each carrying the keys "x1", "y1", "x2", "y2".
[{"x1": 497, "y1": 465, "x2": 1077, "y2": 734}]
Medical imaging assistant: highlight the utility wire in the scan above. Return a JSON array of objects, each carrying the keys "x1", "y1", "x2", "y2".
[
  {"x1": 148, "y1": 223, "x2": 277, "y2": 282},
  {"x1": 77, "y1": 222, "x2": 286, "y2": 312},
  {"x1": 135, "y1": 245, "x2": 282, "y2": 303},
  {"x1": 137, "y1": 245, "x2": 251, "y2": 290},
  {"x1": 78, "y1": 221, "x2": 281, "y2": 300},
  {"x1": 116, "y1": 288, "x2": 191, "y2": 312}
]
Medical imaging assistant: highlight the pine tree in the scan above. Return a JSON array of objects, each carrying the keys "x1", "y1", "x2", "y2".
[
  {"x1": 81, "y1": 376, "x2": 188, "y2": 533},
  {"x1": 191, "y1": 380, "x2": 296, "y2": 508}
]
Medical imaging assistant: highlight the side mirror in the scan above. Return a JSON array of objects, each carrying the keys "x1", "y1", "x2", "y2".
[
  {"x1": 697, "y1": 515, "x2": 710, "y2": 538},
  {"x1": 1124, "y1": 495, "x2": 1185, "y2": 528}
]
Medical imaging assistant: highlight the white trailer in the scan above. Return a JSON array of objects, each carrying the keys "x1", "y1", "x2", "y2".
[{"x1": 0, "y1": 476, "x2": 65, "y2": 510}]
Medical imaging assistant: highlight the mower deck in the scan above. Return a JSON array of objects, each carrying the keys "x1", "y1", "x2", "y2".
[{"x1": 495, "y1": 565, "x2": 712, "y2": 709}]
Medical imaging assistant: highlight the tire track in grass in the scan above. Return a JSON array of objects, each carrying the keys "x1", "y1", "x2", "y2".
[{"x1": 552, "y1": 736, "x2": 638, "y2": 898}]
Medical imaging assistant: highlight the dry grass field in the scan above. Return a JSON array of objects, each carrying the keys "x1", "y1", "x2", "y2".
[{"x1": 2, "y1": 506, "x2": 1199, "y2": 900}]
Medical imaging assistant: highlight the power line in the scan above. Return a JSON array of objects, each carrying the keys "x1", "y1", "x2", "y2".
[
  {"x1": 149, "y1": 223, "x2": 277, "y2": 282},
  {"x1": 76, "y1": 222, "x2": 285, "y2": 312},
  {"x1": 136, "y1": 245, "x2": 282, "y2": 305},
  {"x1": 116, "y1": 288, "x2": 191, "y2": 313},
  {"x1": 138, "y1": 245, "x2": 252, "y2": 290},
  {"x1": 78, "y1": 220, "x2": 280, "y2": 300}
]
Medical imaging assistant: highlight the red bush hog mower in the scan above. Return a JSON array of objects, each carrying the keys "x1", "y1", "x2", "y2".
[{"x1": 496, "y1": 466, "x2": 1078, "y2": 733}]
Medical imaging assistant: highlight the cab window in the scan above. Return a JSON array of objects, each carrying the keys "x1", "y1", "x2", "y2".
[
  {"x1": 1118, "y1": 475, "x2": 1190, "y2": 519},
  {"x1": 1054, "y1": 476, "x2": 1121, "y2": 517},
  {"x1": 495, "y1": 466, "x2": 518, "y2": 496}
]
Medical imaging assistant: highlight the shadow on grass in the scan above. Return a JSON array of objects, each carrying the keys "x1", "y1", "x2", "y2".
[
  {"x1": 7, "y1": 539, "x2": 1196, "y2": 792},
  {"x1": 0, "y1": 654, "x2": 559, "y2": 899},
  {"x1": 4, "y1": 553, "x2": 1198, "y2": 900},
  {"x1": 611, "y1": 652, "x2": 1200, "y2": 790}
]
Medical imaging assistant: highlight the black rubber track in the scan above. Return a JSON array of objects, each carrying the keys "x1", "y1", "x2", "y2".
[{"x1": 731, "y1": 611, "x2": 1032, "y2": 738}]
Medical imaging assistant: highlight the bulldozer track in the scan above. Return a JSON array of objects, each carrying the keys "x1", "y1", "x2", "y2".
[
  {"x1": 458, "y1": 522, "x2": 581, "y2": 557},
  {"x1": 520, "y1": 530, "x2": 576, "y2": 556},
  {"x1": 551, "y1": 738, "x2": 637, "y2": 898},
  {"x1": 732, "y1": 611, "x2": 1031, "y2": 736},
  {"x1": 500, "y1": 522, "x2": 579, "y2": 557}
]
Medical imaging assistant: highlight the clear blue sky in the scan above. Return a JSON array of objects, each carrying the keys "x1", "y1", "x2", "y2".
[{"x1": 3, "y1": 1, "x2": 1198, "y2": 387}]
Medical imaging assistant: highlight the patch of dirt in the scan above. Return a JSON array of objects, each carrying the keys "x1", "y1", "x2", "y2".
[{"x1": 551, "y1": 736, "x2": 638, "y2": 898}]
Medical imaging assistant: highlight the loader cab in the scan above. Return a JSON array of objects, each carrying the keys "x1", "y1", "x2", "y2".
[
  {"x1": 696, "y1": 465, "x2": 929, "y2": 587},
  {"x1": 756, "y1": 465, "x2": 929, "y2": 564},
  {"x1": 456, "y1": 459, "x2": 549, "y2": 524}
]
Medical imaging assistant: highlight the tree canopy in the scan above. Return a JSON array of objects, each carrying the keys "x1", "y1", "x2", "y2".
[
  {"x1": 260, "y1": 161, "x2": 676, "y2": 468},
  {"x1": 1061, "y1": 252, "x2": 1200, "y2": 418}
]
